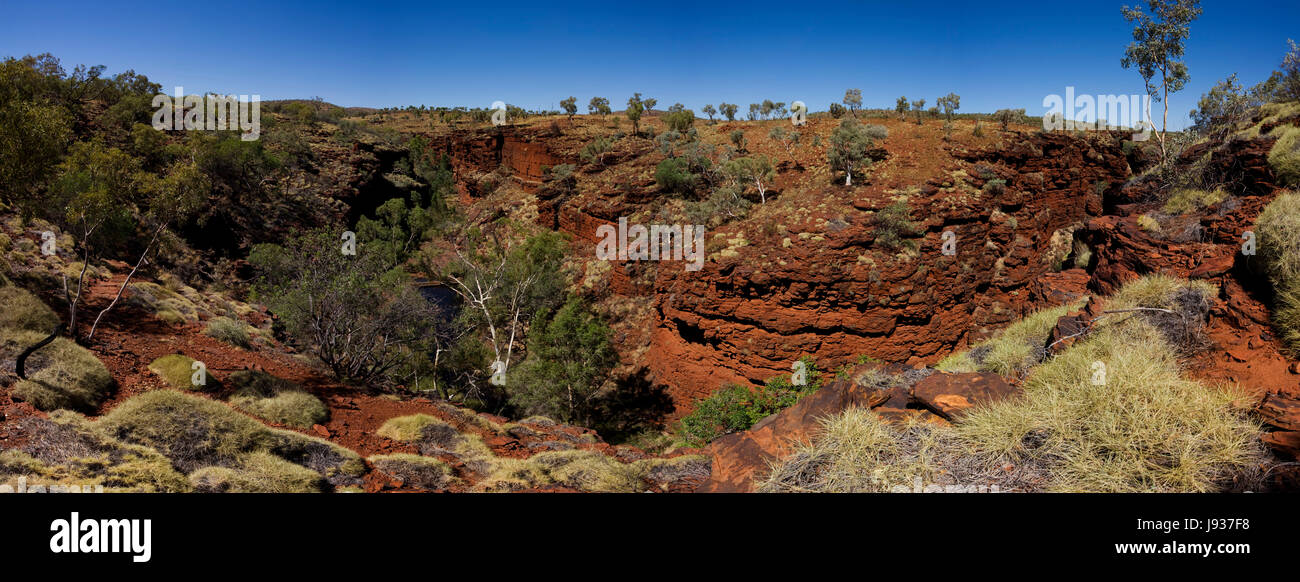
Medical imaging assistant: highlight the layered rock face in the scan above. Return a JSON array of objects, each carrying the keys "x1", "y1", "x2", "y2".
[{"x1": 648, "y1": 133, "x2": 1129, "y2": 406}]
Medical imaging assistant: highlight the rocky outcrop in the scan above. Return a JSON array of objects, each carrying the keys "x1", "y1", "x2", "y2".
[
  {"x1": 909, "y1": 372, "x2": 1020, "y2": 420},
  {"x1": 650, "y1": 132, "x2": 1129, "y2": 409}
]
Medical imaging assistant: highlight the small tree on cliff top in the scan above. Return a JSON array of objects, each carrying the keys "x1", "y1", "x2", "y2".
[{"x1": 1121, "y1": 0, "x2": 1202, "y2": 164}]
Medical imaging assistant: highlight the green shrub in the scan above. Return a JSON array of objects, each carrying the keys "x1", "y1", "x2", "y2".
[
  {"x1": 204, "y1": 316, "x2": 251, "y2": 348},
  {"x1": 676, "y1": 357, "x2": 822, "y2": 447},
  {"x1": 227, "y1": 370, "x2": 327, "y2": 429},
  {"x1": 1269, "y1": 125, "x2": 1300, "y2": 187},
  {"x1": 0, "y1": 286, "x2": 59, "y2": 332},
  {"x1": 529, "y1": 449, "x2": 646, "y2": 492},
  {"x1": 4, "y1": 328, "x2": 112, "y2": 412},
  {"x1": 189, "y1": 451, "x2": 326, "y2": 493},
  {"x1": 873, "y1": 202, "x2": 920, "y2": 251},
  {"x1": 654, "y1": 157, "x2": 697, "y2": 193},
  {"x1": 148, "y1": 354, "x2": 207, "y2": 391}
]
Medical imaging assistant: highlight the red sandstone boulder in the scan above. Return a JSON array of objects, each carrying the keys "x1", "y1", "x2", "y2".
[
  {"x1": 908, "y1": 372, "x2": 1021, "y2": 420},
  {"x1": 1257, "y1": 392, "x2": 1300, "y2": 432},
  {"x1": 697, "y1": 368, "x2": 894, "y2": 493}
]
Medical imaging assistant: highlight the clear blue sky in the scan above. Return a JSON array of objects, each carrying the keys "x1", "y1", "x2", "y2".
[{"x1": 2, "y1": 0, "x2": 1296, "y2": 129}]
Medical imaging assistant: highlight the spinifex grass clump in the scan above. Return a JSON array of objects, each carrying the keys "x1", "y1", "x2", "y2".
[
  {"x1": 935, "y1": 300, "x2": 1085, "y2": 376},
  {"x1": 763, "y1": 276, "x2": 1266, "y2": 493},
  {"x1": 227, "y1": 370, "x2": 327, "y2": 429},
  {"x1": 1256, "y1": 190, "x2": 1300, "y2": 352},
  {"x1": 0, "y1": 286, "x2": 111, "y2": 412}
]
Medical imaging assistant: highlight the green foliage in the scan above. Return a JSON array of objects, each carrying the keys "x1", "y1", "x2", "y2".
[
  {"x1": 508, "y1": 298, "x2": 617, "y2": 425},
  {"x1": 579, "y1": 136, "x2": 613, "y2": 165},
  {"x1": 718, "y1": 102, "x2": 738, "y2": 121},
  {"x1": 872, "y1": 201, "x2": 919, "y2": 251},
  {"x1": 1121, "y1": 0, "x2": 1203, "y2": 161},
  {"x1": 1190, "y1": 74, "x2": 1261, "y2": 139},
  {"x1": 842, "y1": 88, "x2": 863, "y2": 115},
  {"x1": 1257, "y1": 190, "x2": 1300, "y2": 352},
  {"x1": 227, "y1": 370, "x2": 328, "y2": 429},
  {"x1": 675, "y1": 357, "x2": 823, "y2": 447},
  {"x1": 587, "y1": 96, "x2": 611, "y2": 116},
  {"x1": 722, "y1": 156, "x2": 775, "y2": 203},
  {"x1": 911, "y1": 99, "x2": 926, "y2": 124},
  {"x1": 686, "y1": 183, "x2": 752, "y2": 227},
  {"x1": 625, "y1": 93, "x2": 646, "y2": 135},
  {"x1": 1269, "y1": 125, "x2": 1300, "y2": 187},
  {"x1": 204, "y1": 316, "x2": 251, "y2": 348},
  {"x1": 0, "y1": 100, "x2": 72, "y2": 208},
  {"x1": 0, "y1": 285, "x2": 60, "y2": 332},
  {"x1": 560, "y1": 96, "x2": 577, "y2": 118},
  {"x1": 249, "y1": 229, "x2": 437, "y2": 385},
  {"x1": 828, "y1": 118, "x2": 880, "y2": 186},
  {"x1": 655, "y1": 156, "x2": 698, "y2": 193},
  {"x1": 994, "y1": 108, "x2": 1025, "y2": 130},
  {"x1": 148, "y1": 354, "x2": 206, "y2": 391},
  {"x1": 728, "y1": 129, "x2": 746, "y2": 151},
  {"x1": 663, "y1": 107, "x2": 695, "y2": 132}
]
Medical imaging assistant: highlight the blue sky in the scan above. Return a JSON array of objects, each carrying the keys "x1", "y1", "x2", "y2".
[{"x1": 2, "y1": 0, "x2": 1296, "y2": 129}]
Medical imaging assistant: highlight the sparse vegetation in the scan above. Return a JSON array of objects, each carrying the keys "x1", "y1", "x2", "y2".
[
  {"x1": 766, "y1": 278, "x2": 1264, "y2": 493},
  {"x1": 1164, "y1": 187, "x2": 1227, "y2": 214},
  {"x1": 204, "y1": 316, "x2": 251, "y2": 348},
  {"x1": 1256, "y1": 190, "x2": 1300, "y2": 352},
  {"x1": 676, "y1": 357, "x2": 822, "y2": 447},
  {"x1": 227, "y1": 370, "x2": 327, "y2": 429}
]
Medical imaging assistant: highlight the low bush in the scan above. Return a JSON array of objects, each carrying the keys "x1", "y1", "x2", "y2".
[
  {"x1": 376, "y1": 414, "x2": 449, "y2": 442},
  {"x1": 0, "y1": 412, "x2": 190, "y2": 492},
  {"x1": 204, "y1": 316, "x2": 251, "y2": 348},
  {"x1": 4, "y1": 328, "x2": 112, "y2": 412},
  {"x1": 1256, "y1": 190, "x2": 1300, "y2": 352},
  {"x1": 676, "y1": 357, "x2": 822, "y2": 447},
  {"x1": 935, "y1": 301, "x2": 1084, "y2": 375},
  {"x1": 1164, "y1": 187, "x2": 1227, "y2": 214},
  {"x1": 189, "y1": 451, "x2": 326, "y2": 493},
  {"x1": 0, "y1": 285, "x2": 59, "y2": 332},
  {"x1": 1269, "y1": 125, "x2": 1300, "y2": 187},
  {"x1": 368, "y1": 453, "x2": 456, "y2": 490},
  {"x1": 95, "y1": 390, "x2": 363, "y2": 487},
  {"x1": 227, "y1": 370, "x2": 327, "y2": 429},
  {"x1": 148, "y1": 354, "x2": 207, "y2": 391},
  {"x1": 873, "y1": 202, "x2": 919, "y2": 251}
]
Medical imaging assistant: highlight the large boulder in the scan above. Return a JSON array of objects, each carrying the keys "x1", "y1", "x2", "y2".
[{"x1": 908, "y1": 372, "x2": 1021, "y2": 420}]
